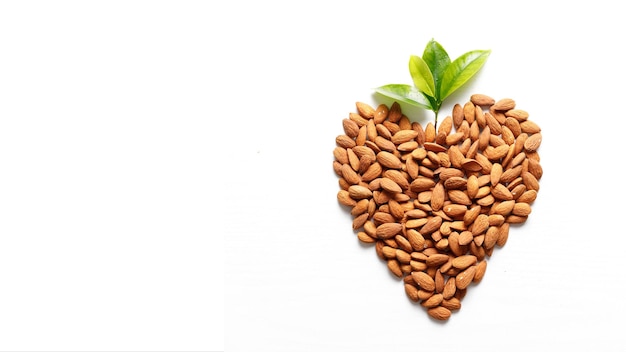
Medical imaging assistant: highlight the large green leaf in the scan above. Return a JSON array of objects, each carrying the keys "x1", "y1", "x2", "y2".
[
  {"x1": 439, "y1": 49, "x2": 491, "y2": 101},
  {"x1": 422, "y1": 40, "x2": 450, "y2": 98},
  {"x1": 374, "y1": 84, "x2": 433, "y2": 110},
  {"x1": 408, "y1": 55, "x2": 435, "y2": 98}
]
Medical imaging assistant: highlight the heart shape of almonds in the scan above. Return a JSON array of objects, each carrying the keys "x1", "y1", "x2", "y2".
[{"x1": 333, "y1": 94, "x2": 542, "y2": 321}]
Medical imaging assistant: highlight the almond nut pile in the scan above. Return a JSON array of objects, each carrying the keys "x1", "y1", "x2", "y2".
[{"x1": 333, "y1": 94, "x2": 542, "y2": 321}]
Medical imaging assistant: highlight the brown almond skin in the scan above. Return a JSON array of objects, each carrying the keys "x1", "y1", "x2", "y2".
[
  {"x1": 387, "y1": 259, "x2": 403, "y2": 278},
  {"x1": 411, "y1": 271, "x2": 436, "y2": 292},
  {"x1": 357, "y1": 231, "x2": 375, "y2": 244},
  {"x1": 348, "y1": 185, "x2": 372, "y2": 200},
  {"x1": 376, "y1": 223, "x2": 403, "y2": 239},
  {"x1": 421, "y1": 293, "x2": 444, "y2": 308},
  {"x1": 410, "y1": 177, "x2": 436, "y2": 193},
  {"x1": 380, "y1": 177, "x2": 402, "y2": 193},
  {"x1": 352, "y1": 213, "x2": 369, "y2": 230},
  {"x1": 336, "y1": 134, "x2": 356, "y2": 149},
  {"x1": 431, "y1": 182, "x2": 445, "y2": 211},
  {"x1": 522, "y1": 171, "x2": 540, "y2": 191},
  {"x1": 426, "y1": 254, "x2": 449, "y2": 267},
  {"x1": 337, "y1": 190, "x2": 357, "y2": 207},
  {"x1": 356, "y1": 101, "x2": 375, "y2": 118},
  {"x1": 452, "y1": 255, "x2": 478, "y2": 270},
  {"x1": 427, "y1": 306, "x2": 452, "y2": 321},
  {"x1": 524, "y1": 132, "x2": 542, "y2": 152},
  {"x1": 512, "y1": 202, "x2": 532, "y2": 216},
  {"x1": 377, "y1": 151, "x2": 403, "y2": 169},
  {"x1": 473, "y1": 260, "x2": 488, "y2": 283},
  {"x1": 441, "y1": 297, "x2": 462, "y2": 311},
  {"x1": 517, "y1": 190, "x2": 538, "y2": 203},
  {"x1": 374, "y1": 104, "x2": 389, "y2": 124},
  {"x1": 483, "y1": 226, "x2": 500, "y2": 249},
  {"x1": 493, "y1": 98, "x2": 515, "y2": 111},
  {"x1": 404, "y1": 283, "x2": 420, "y2": 301},
  {"x1": 421, "y1": 216, "x2": 443, "y2": 235},
  {"x1": 443, "y1": 277, "x2": 457, "y2": 299},
  {"x1": 470, "y1": 94, "x2": 495, "y2": 106},
  {"x1": 452, "y1": 103, "x2": 464, "y2": 128},
  {"x1": 443, "y1": 176, "x2": 467, "y2": 190},
  {"x1": 443, "y1": 204, "x2": 467, "y2": 218},
  {"x1": 455, "y1": 266, "x2": 477, "y2": 290}
]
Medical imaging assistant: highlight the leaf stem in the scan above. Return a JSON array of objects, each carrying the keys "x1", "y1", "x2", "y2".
[{"x1": 433, "y1": 100, "x2": 442, "y2": 130}]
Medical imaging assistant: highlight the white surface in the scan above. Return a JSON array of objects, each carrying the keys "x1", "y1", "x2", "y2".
[
  {"x1": 1, "y1": 1, "x2": 625, "y2": 351},
  {"x1": 0, "y1": 2, "x2": 221, "y2": 351},
  {"x1": 221, "y1": 1, "x2": 626, "y2": 352}
]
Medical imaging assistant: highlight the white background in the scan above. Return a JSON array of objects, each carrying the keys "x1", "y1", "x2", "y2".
[
  {"x1": 0, "y1": 1, "x2": 221, "y2": 351},
  {"x1": 1, "y1": 1, "x2": 625, "y2": 351}
]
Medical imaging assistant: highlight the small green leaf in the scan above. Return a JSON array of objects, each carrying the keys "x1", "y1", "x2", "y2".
[
  {"x1": 408, "y1": 55, "x2": 436, "y2": 98},
  {"x1": 422, "y1": 40, "x2": 450, "y2": 98},
  {"x1": 374, "y1": 84, "x2": 433, "y2": 110},
  {"x1": 439, "y1": 49, "x2": 491, "y2": 101}
]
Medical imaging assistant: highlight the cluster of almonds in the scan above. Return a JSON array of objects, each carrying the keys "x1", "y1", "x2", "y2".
[{"x1": 333, "y1": 94, "x2": 542, "y2": 320}]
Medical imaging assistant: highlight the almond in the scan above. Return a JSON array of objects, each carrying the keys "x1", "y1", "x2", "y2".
[
  {"x1": 505, "y1": 109, "x2": 529, "y2": 121},
  {"x1": 441, "y1": 297, "x2": 462, "y2": 311},
  {"x1": 348, "y1": 185, "x2": 372, "y2": 200},
  {"x1": 444, "y1": 176, "x2": 467, "y2": 190},
  {"x1": 520, "y1": 120, "x2": 541, "y2": 134},
  {"x1": 492, "y1": 200, "x2": 515, "y2": 216},
  {"x1": 470, "y1": 94, "x2": 495, "y2": 106},
  {"x1": 448, "y1": 190, "x2": 472, "y2": 206},
  {"x1": 356, "y1": 101, "x2": 375, "y2": 118},
  {"x1": 337, "y1": 190, "x2": 356, "y2": 206},
  {"x1": 411, "y1": 271, "x2": 436, "y2": 292},
  {"x1": 517, "y1": 190, "x2": 538, "y2": 203},
  {"x1": 462, "y1": 158, "x2": 483, "y2": 172},
  {"x1": 391, "y1": 129, "x2": 419, "y2": 145},
  {"x1": 421, "y1": 293, "x2": 444, "y2": 308},
  {"x1": 483, "y1": 226, "x2": 500, "y2": 249},
  {"x1": 473, "y1": 260, "x2": 487, "y2": 283},
  {"x1": 491, "y1": 183, "x2": 513, "y2": 200},
  {"x1": 431, "y1": 182, "x2": 445, "y2": 211},
  {"x1": 404, "y1": 283, "x2": 420, "y2": 301},
  {"x1": 455, "y1": 265, "x2": 477, "y2": 290},
  {"x1": 452, "y1": 255, "x2": 477, "y2": 270},
  {"x1": 374, "y1": 104, "x2": 389, "y2": 124},
  {"x1": 357, "y1": 231, "x2": 375, "y2": 244},
  {"x1": 420, "y1": 216, "x2": 443, "y2": 235},
  {"x1": 410, "y1": 177, "x2": 436, "y2": 193},
  {"x1": 443, "y1": 204, "x2": 467, "y2": 218},
  {"x1": 335, "y1": 134, "x2": 356, "y2": 149},
  {"x1": 376, "y1": 222, "x2": 403, "y2": 239},
  {"x1": 380, "y1": 177, "x2": 402, "y2": 193},
  {"x1": 493, "y1": 98, "x2": 515, "y2": 111},
  {"x1": 521, "y1": 171, "x2": 540, "y2": 191},
  {"x1": 524, "y1": 132, "x2": 542, "y2": 152},
  {"x1": 426, "y1": 253, "x2": 450, "y2": 267},
  {"x1": 427, "y1": 306, "x2": 452, "y2": 320},
  {"x1": 452, "y1": 103, "x2": 464, "y2": 128},
  {"x1": 458, "y1": 231, "x2": 473, "y2": 246},
  {"x1": 387, "y1": 259, "x2": 403, "y2": 277},
  {"x1": 373, "y1": 135, "x2": 395, "y2": 152},
  {"x1": 512, "y1": 202, "x2": 532, "y2": 216},
  {"x1": 443, "y1": 277, "x2": 457, "y2": 299}
]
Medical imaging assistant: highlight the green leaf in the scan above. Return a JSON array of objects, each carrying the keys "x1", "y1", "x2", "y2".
[
  {"x1": 422, "y1": 40, "x2": 450, "y2": 98},
  {"x1": 374, "y1": 84, "x2": 433, "y2": 110},
  {"x1": 439, "y1": 49, "x2": 491, "y2": 101},
  {"x1": 408, "y1": 55, "x2": 436, "y2": 98}
]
